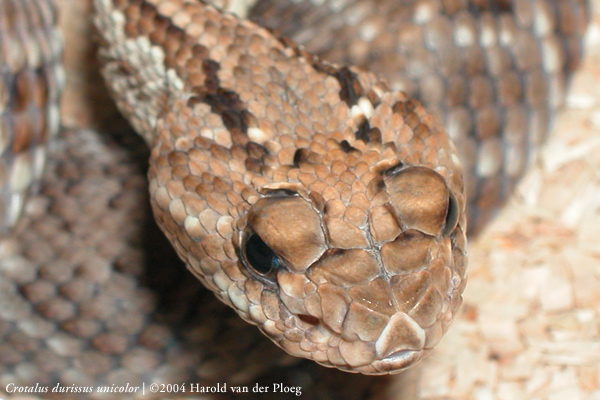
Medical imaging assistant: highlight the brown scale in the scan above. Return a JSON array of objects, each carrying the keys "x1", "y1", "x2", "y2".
[
  {"x1": 93, "y1": 0, "x2": 468, "y2": 373},
  {"x1": 250, "y1": 0, "x2": 588, "y2": 234},
  {"x1": 1, "y1": 128, "x2": 337, "y2": 398}
]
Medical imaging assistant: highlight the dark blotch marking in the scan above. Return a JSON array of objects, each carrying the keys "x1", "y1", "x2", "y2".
[
  {"x1": 334, "y1": 67, "x2": 362, "y2": 107},
  {"x1": 269, "y1": 27, "x2": 372, "y2": 115},
  {"x1": 134, "y1": 0, "x2": 256, "y2": 140},
  {"x1": 293, "y1": 148, "x2": 309, "y2": 167},
  {"x1": 354, "y1": 119, "x2": 382, "y2": 143},
  {"x1": 311, "y1": 64, "x2": 363, "y2": 108},
  {"x1": 187, "y1": 59, "x2": 254, "y2": 139},
  {"x1": 355, "y1": 119, "x2": 371, "y2": 142},
  {"x1": 339, "y1": 140, "x2": 357, "y2": 153},
  {"x1": 292, "y1": 148, "x2": 323, "y2": 167},
  {"x1": 199, "y1": 60, "x2": 247, "y2": 132}
]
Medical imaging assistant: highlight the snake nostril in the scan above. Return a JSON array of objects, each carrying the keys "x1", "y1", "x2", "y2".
[{"x1": 297, "y1": 314, "x2": 319, "y2": 326}]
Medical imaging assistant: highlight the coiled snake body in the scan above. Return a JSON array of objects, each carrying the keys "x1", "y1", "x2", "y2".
[{"x1": 0, "y1": 0, "x2": 588, "y2": 395}]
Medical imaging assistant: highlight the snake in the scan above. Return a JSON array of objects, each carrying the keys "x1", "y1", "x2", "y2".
[{"x1": 0, "y1": 0, "x2": 588, "y2": 395}]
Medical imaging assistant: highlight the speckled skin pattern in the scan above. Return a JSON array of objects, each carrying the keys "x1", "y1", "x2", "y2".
[
  {"x1": 2, "y1": 127, "x2": 362, "y2": 398},
  {"x1": 0, "y1": 0, "x2": 587, "y2": 385},
  {"x1": 94, "y1": 0, "x2": 467, "y2": 374},
  {"x1": 0, "y1": 0, "x2": 64, "y2": 232},
  {"x1": 250, "y1": 0, "x2": 588, "y2": 233}
]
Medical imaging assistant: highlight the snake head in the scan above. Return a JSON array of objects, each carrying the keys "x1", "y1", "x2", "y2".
[
  {"x1": 149, "y1": 86, "x2": 467, "y2": 375},
  {"x1": 149, "y1": 93, "x2": 469, "y2": 375},
  {"x1": 232, "y1": 152, "x2": 466, "y2": 374},
  {"x1": 132, "y1": 0, "x2": 467, "y2": 373}
]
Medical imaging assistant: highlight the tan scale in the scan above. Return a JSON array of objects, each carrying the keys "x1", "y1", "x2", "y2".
[
  {"x1": 250, "y1": 0, "x2": 587, "y2": 233},
  {"x1": 93, "y1": 0, "x2": 467, "y2": 374}
]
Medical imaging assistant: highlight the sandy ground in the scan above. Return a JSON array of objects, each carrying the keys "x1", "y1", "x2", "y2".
[{"x1": 55, "y1": 1, "x2": 600, "y2": 399}]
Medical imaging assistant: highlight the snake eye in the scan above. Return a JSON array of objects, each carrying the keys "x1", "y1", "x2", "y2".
[
  {"x1": 244, "y1": 231, "x2": 283, "y2": 276},
  {"x1": 442, "y1": 191, "x2": 460, "y2": 236}
]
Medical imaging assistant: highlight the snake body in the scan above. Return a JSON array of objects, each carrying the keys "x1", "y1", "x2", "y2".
[
  {"x1": 0, "y1": 0, "x2": 588, "y2": 392},
  {"x1": 0, "y1": 0, "x2": 63, "y2": 233}
]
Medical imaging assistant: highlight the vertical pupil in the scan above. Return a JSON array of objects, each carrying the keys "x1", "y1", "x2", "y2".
[{"x1": 246, "y1": 233, "x2": 278, "y2": 274}]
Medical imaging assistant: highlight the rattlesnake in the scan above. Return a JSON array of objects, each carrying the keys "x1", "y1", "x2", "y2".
[{"x1": 0, "y1": 0, "x2": 588, "y2": 398}]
